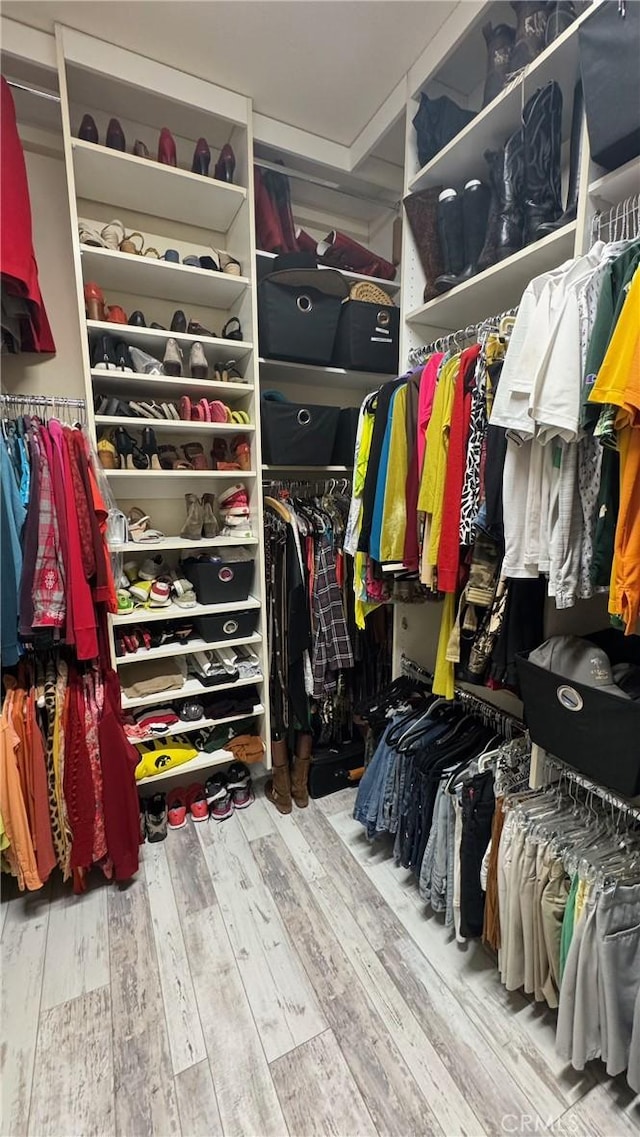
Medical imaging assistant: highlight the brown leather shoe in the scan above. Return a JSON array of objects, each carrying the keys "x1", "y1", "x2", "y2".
[
  {"x1": 265, "y1": 738, "x2": 292, "y2": 814},
  {"x1": 187, "y1": 320, "x2": 216, "y2": 339},
  {"x1": 291, "y1": 732, "x2": 312, "y2": 809}
]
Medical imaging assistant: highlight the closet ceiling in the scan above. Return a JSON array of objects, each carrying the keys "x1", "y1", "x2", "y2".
[{"x1": 3, "y1": 0, "x2": 457, "y2": 146}]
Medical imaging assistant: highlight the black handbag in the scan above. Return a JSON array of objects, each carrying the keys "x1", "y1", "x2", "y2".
[
  {"x1": 412, "y1": 93, "x2": 476, "y2": 169},
  {"x1": 308, "y1": 739, "x2": 366, "y2": 798},
  {"x1": 579, "y1": 0, "x2": 640, "y2": 171}
]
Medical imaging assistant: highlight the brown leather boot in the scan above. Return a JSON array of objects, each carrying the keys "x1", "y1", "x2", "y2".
[
  {"x1": 265, "y1": 738, "x2": 292, "y2": 814},
  {"x1": 291, "y1": 732, "x2": 312, "y2": 809},
  {"x1": 403, "y1": 186, "x2": 445, "y2": 302}
]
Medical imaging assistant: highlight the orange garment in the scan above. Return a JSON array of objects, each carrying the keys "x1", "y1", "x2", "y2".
[
  {"x1": 25, "y1": 691, "x2": 56, "y2": 882},
  {"x1": 588, "y1": 270, "x2": 640, "y2": 632},
  {"x1": 87, "y1": 461, "x2": 117, "y2": 612},
  {"x1": 0, "y1": 713, "x2": 42, "y2": 892}
]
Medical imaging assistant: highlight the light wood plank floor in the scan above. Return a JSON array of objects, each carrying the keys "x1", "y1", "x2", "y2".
[{"x1": 2, "y1": 783, "x2": 639, "y2": 1137}]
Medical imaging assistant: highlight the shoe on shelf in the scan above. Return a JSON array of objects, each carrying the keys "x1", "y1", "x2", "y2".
[
  {"x1": 183, "y1": 442, "x2": 209, "y2": 470},
  {"x1": 187, "y1": 320, "x2": 216, "y2": 339},
  {"x1": 78, "y1": 113, "x2": 99, "y2": 144},
  {"x1": 192, "y1": 137, "x2": 211, "y2": 176},
  {"x1": 222, "y1": 317, "x2": 243, "y2": 341},
  {"x1": 129, "y1": 310, "x2": 147, "y2": 327},
  {"x1": 133, "y1": 139, "x2": 151, "y2": 159},
  {"x1": 199, "y1": 255, "x2": 220, "y2": 273},
  {"x1": 202, "y1": 493, "x2": 219, "y2": 538},
  {"x1": 186, "y1": 783, "x2": 209, "y2": 823},
  {"x1": 91, "y1": 334, "x2": 118, "y2": 370},
  {"x1": 181, "y1": 493, "x2": 204, "y2": 540},
  {"x1": 205, "y1": 773, "x2": 234, "y2": 821},
  {"x1": 130, "y1": 346, "x2": 164, "y2": 375},
  {"x1": 145, "y1": 793, "x2": 168, "y2": 841},
  {"x1": 114, "y1": 426, "x2": 149, "y2": 471},
  {"x1": 114, "y1": 341, "x2": 134, "y2": 372},
  {"x1": 106, "y1": 117, "x2": 126, "y2": 152},
  {"x1": 167, "y1": 788, "x2": 188, "y2": 830},
  {"x1": 163, "y1": 338, "x2": 183, "y2": 377},
  {"x1": 227, "y1": 761, "x2": 254, "y2": 810},
  {"x1": 158, "y1": 126, "x2": 177, "y2": 166},
  {"x1": 189, "y1": 342, "x2": 208, "y2": 379},
  {"x1": 214, "y1": 143, "x2": 235, "y2": 184},
  {"x1": 105, "y1": 305, "x2": 128, "y2": 324},
  {"x1": 170, "y1": 310, "x2": 187, "y2": 334},
  {"x1": 140, "y1": 425, "x2": 162, "y2": 470},
  {"x1": 84, "y1": 281, "x2": 106, "y2": 322}
]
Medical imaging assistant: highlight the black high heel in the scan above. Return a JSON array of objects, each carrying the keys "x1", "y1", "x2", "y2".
[
  {"x1": 222, "y1": 317, "x2": 243, "y2": 341},
  {"x1": 191, "y1": 138, "x2": 211, "y2": 176},
  {"x1": 114, "y1": 340, "x2": 134, "y2": 372},
  {"x1": 214, "y1": 144, "x2": 235, "y2": 183},
  {"x1": 114, "y1": 427, "x2": 149, "y2": 470},
  {"x1": 140, "y1": 426, "x2": 162, "y2": 470}
]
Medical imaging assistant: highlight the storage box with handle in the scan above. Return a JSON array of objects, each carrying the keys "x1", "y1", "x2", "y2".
[
  {"x1": 261, "y1": 398, "x2": 340, "y2": 466},
  {"x1": 258, "y1": 263, "x2": 349, "y2": 364},
  {"x1": 182, "y1": 556, "x2": 255, "y2": 605},
  {"x1": 579, "y1": 0, "x2": 640, "y2": 171},
  {"x1": 332, "y1": 283, "x2": 400, "y2": 374}
]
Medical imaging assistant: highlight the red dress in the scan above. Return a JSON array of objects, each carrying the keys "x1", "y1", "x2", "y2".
[{"x1": 1, "y1": 77, "x2": 55, "y2": 353}]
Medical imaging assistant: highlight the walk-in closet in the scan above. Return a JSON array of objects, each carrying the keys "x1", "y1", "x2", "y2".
[{"x1": 2, "y1": 3, "x2": 640, "y2": 1135}]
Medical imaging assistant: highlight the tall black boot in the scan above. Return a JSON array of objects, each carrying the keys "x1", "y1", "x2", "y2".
[
  {"x1": 508, "y1": 1, "x2": 549, "y2": 74},
  {"x1": 545, "y1": 1, "x2": 576, "y2": 45},
  {"x1": 434, "y1": 189, "x2": 465, "y2": 294},
  {"x1": 477, "y1": 128, "x2": 525, "y2": 271},
  {"x1": 482, "y1": 22, "x2": 516, "y2": 108},
  {"x1": 522, "y1": 81, "x2": 563, "y2": 244},
  {"x1": 436, "y1": 180, "x2": 491, "y2": 290},
  {"x1": 537, "y1": 81, "x2": 583, "y2": 236}
]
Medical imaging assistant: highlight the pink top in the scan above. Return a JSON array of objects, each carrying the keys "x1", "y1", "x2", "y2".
[{"x1": 416, "y1": 353, "x2": 444, "y2": 478}]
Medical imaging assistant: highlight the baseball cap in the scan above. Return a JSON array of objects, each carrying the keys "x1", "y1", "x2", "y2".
[{"x1": 528, "y1": 635, "x2": 630, "y2": 698}]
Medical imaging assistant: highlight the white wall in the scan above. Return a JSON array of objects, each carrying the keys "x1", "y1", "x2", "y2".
[{"x1": 2, "y1": 149, "x2": 85, "y2": 399}]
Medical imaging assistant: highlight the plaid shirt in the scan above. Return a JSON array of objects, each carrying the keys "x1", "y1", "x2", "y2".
[{"x1": 311, "y1": 534, "x2": 354, "y2": 698}]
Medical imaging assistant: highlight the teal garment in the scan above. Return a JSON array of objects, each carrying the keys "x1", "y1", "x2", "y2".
[
  {"x1": 559, "y1": 873, "x2": 579, "y2": 983},
  {"x1": 1, "y1": 442, "x2": 26, "y2": 666}
]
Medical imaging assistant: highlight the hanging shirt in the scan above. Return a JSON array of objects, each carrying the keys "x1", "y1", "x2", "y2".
[
  {"x1": 438, "y1": 344, "x2": 480, "y2": 593},
  {"x1": 419, "y1": 354, "x2": 459, "y2": 586},
  {"x1": 370, "y1": 384, "x2": 405, "y2": 562},
  {"x1": 380, "y1": 383, "x2": 409, "y2": 564}
]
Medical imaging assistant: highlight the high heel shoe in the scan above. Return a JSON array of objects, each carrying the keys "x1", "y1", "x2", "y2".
[
  {"x1": 114, "y1": 427, "x2": 149, "y2": 470},
  {"x1": 140, "y1": 426, "x2": 162, "y2": 470},
  {"x1": 214, "y1": 143, "x2": 235, "y2": 183},
  {"x1": 78, "y1": 114, "x2": 99, "y2": 144},
  {"x1": 114, "y1": 341, "x2": 134, "y2": 372},
  {"x1": 106, "y1": 118, "x2": 126, "y2": 151},
  {"x1": 133, "y1": 140, "x2": 150, "y2": 159},
  {"x1": 84, "y1": 282, "x2": 106, "y2": 321},
  {"x1": 158, "y1": 127, "x2": 177, "y2": 166},
  {"x1": 163, "y1": 338, "x2": 183, "y2": 377},
  {"x1": 189, "y1": 342, "x2": 208, "y2": 379},
  {"x1": 91, "y1": 334, "x2": 118, "y2": 370},
  {"x1": 192, "y1": 138, "x2": 211, "y2": 176}
]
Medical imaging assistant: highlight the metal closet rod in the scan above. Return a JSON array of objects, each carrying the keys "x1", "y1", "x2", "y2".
[
  {"x1": 592, "y1": 193, "x2": 640, "y2": 245},
  {"x1": 6, "y1": 79, "x2": 60, "y2": 104},
  {"x1": 1, "y1": 393, "x2": 85, "y2": 405},
  {"x1": 544, "y1": 754, "x2": 640, "y2": 825},
  {"x1": 254, "y1": 157, "x2": 400, "y2": 213},
  {"x1": 411, "y1": 305, "x2": 520, "y2": 360},
  {"x1": 400, "y1": 653, "x2": 525, "y2": 738}
]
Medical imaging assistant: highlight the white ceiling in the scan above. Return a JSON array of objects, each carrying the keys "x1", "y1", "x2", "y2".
[{"x1": 3, "y1": 0, "x2": 457, "y2": 148}]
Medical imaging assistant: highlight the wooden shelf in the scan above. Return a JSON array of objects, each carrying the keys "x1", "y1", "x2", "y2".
[
  {"x1": 111, "y1": 536, "x2": 258, "y2": 554},
  {"x1": 104, "y1": 470, "x2": 256, "y2": 497},
  {"x1": 256, "y1": 249, "x2": 400, "y2": 294},
  {"x1": 121, "y1": 673, "x2": 262, "y2": 711},
  {"x1": 89, "y1": 369, "x2": 251, "y2": 399},
  {"x1": 114, "y1": 596, "x2": 261, "y2": 627},
  {"x1": 405, "y1": 223, "x2": 577, "y2": 332},
  {"x1": 86, "y1": 320, "x2": 253, "y2": 363},
  {"x1": 72, "y1": 138, "x2": 246, "y2": 232},
  {"x1": 132, "y1": 704, "x2": 265, "y2": 747},
  {"x1": 95, "y1": 416, "x2": 255, "y2": 434},
  {"x1": 409, "y1": 10, "x2": 591, "y2": 194},
  {"x1": 80, "y1": 245, "x2": 249, "y2": 307},
  {"x1": 258, "y1": 356, "x2": 389, "y2": 389},
  {"x1": 589, "y1": 157, "x2": 640, "y2": 206},
  {"x1": 116, "y1": 631, "x2": 262, "y2": 663}
]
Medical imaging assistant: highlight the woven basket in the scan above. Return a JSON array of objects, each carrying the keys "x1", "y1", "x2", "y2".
[{"x1": 349, "y1": 281, "x2": 395, "y2": 306}]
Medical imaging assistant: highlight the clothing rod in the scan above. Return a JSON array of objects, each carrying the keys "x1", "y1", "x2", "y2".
[
  {"x1": 544, "y1": 754, "x2": 640, "y2": 824},
  {"x1": 254, "y1": 157, "x2": 399, "y2": 213},
  {"x1": 409, "y1": 305, "x2": 519, "y2": 364},
  {"x1": 6, "y1": 79, "x2": 61, "y2": 104},
  {"x1": 1, "y1": 394, "x2": 86, "y2": 406},
  {"x1": 400, "y1": 653, "x2": 525, "y2": 736}
]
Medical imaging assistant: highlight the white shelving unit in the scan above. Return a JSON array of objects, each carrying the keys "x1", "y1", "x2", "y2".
[{"x1": 55, "y1": 23, "x2": 271, "y2": 787}]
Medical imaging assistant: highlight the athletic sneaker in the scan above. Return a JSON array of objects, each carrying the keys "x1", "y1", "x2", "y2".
[
  {"x1": 167, "y1": 787, "x2": 188, "y2": 829},
  {"x1": 186, "y1": 782, "x2": 209, "y2": 823},
  {"x1": 145, "y1": 793, "x2": 168, "y2": 842},
  {"x1": 226, "y1": 761, "x2": 254, "y2": 810},
  {"x1": 205, "y1": 773, "x2": 234, "y2": 821}
]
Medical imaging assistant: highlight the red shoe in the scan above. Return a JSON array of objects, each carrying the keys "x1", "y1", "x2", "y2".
[
  {"x1": 186, "y1": 783, "x2": 209, "y2": 823},
  {"x1": 167, "y1": 787, "x2": 188, "y2": 829},
  {"x1": 158, "y1": 127, "x2": 177, "y2": 167}
]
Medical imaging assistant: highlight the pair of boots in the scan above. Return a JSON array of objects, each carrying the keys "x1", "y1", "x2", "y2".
[
  {"x1": 434, "y1": 180, "x2": 491, "y2": 293},
  {"x1": 265, "y1": 734, "x2": 312, "y2": 814},
  {"x1": 254, "y1": 165, "x2": 298, "y2": 254},
  {"x1": 181, "y1": 493, "x2": 218, "y2": 540},
  {"x1": 482, "y1": 3, "x2": 578, "y2": 108},
  {"x1": 478, "y1": 80, "x2": 583, "y2": 270}
]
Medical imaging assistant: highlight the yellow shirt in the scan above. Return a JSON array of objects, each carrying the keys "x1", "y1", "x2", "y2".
[{"x1": 419, "y1": 354, "x2": 459, "y2": 580}]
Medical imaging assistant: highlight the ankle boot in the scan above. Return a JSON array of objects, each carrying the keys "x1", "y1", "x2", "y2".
[
  {"x1": 537, "y1": 81, "x2": 582, "y2": 237},
  {"x1": 522, "y1": 81, "x2": 563, "y2": 244},
  {"x1": 291, "y1": 733, "x2": 312, "y2": 809},
  {"x1": 508, "y1": 1, "x2": 549, "y2": 74},
  {"x1": 403, "y1": 187, "x2": 445, "y2": 302},
  {"x1": 478, "y1": 127, "x2": 525, "y2": 270},
  {"x1": 180, "y1": 493, "x2": 203, "y2": 540},
  {"x1": 434, "y1": 190, "x2": 465, "y2": 293},
  {"x1": 436, "y1": 180, "x2": 491, "y2": 290},
  {"x1": 482, "y1": 22, "x2": 516, "y2": 108},
  {"x1": 265, "y1": 738, "x2": 292, "y2": 814},
  {"x1": 202, "y1": 494, "x2": 219, "y2": 538}
]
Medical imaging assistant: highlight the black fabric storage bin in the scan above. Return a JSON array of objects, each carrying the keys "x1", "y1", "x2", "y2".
[
  {"x1": 183, "y1": 558, "x2": 254, "y2": 605},
  {"x1": 261, "y1": 400, "x2": 340, "y2": 466},
  {"x1": 309, "y1": 739, "x2": 365, "y2": 798},
  {"x1": 332, "y1": 407, "x2": 359, "y2": 466},
  {"x1": 333, "y1": 300, "x2": 399, "y2": 374},
  {"x1": 579, "y1": 1, "x2": 640, "y2": 171},
  {"x1": 195, "y1": 609, "x2": 259, "y2": 643},
  {"x1": 258, "y1": 276, "x2": 344, "y2": 364},
  {"x1": 516, "y1": 654, "x2": 640, "y2": 796}
]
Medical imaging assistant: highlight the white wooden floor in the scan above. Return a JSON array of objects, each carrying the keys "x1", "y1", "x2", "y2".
[{"x1": 2, "y1": 783, "x2": 639, "y2": 1137}]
